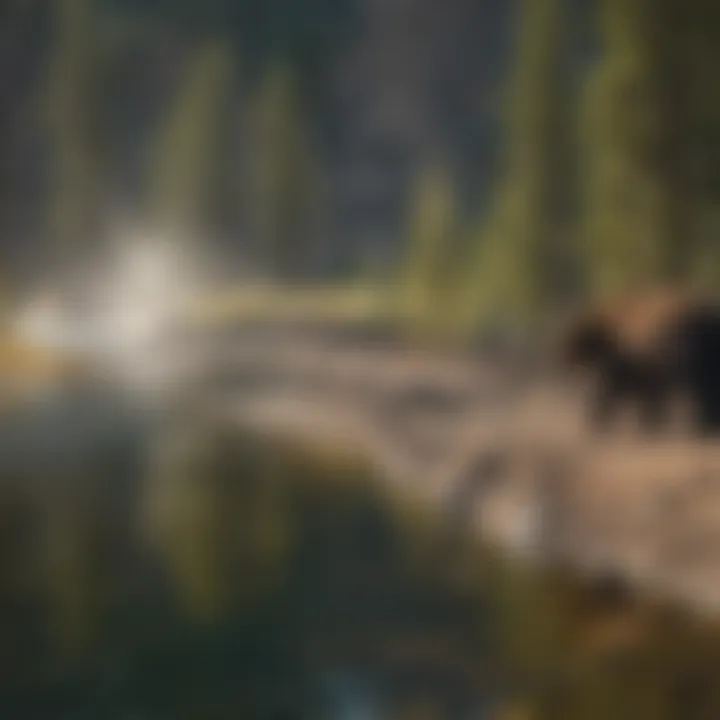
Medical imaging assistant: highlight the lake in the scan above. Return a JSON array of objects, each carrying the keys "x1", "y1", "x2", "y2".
[{"x1": 0, "y1": 391, "x2": 719, "y2": 719}]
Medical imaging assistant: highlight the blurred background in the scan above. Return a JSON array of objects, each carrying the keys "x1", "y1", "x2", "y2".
[
  {"x1": 3, "y1": 0, "x2": 720, "y2": 718},
  {"x1": 5, "y1": 0, "x2": 720, "y2": 323},
  {"x1": 8, "y1": 0, "x2": 719, "y2": 331}
]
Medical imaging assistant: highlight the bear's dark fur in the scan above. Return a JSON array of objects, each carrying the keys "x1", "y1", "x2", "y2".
[{"x1": 559, "y1": 288, "x2": 720, "y2": 435}]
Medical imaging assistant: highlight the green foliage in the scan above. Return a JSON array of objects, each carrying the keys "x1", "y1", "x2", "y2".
[
  {"x1": 146, "y1": 39, "x2": 235, "y2": 238},
  {"x1": 691, "y1": 205, "x2": 720, "y2": 292},
  {"x1": 581, "y1": 0, "x2": 665, "y2": 296},
  {"x1": 578, "y1": 0, "x2": 720, "y2": 297},
  {"x1": 44, "y1": 0, "x2": 105, "y2": 254},
  {"x1": 466, "y1": 0, "x2": 571, "y2": 334},
  {"x1": 399, "y1": 161, "x2": 461, "y2": 341},
  {"x1": 43, "y1": 0, "x2": 146, "y2": 256},
  {"x1": 248, "y1": 63, "x2": 323, "y2": 280}
]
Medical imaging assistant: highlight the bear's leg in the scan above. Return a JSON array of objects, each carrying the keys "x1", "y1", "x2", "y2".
[
  {"x1": 693, "y1": 389, "x2": 720, "y2": 435},
  {"x1": 587, "y1": 369, "x2": 625, "y2": 432},
  {"x1": 637, "y1": 379, "x2": 669, "y2": 434}
]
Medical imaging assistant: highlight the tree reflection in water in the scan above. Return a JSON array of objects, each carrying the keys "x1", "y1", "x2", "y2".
[{"x1": 0, "y1": 404, "x2": 718, "y2": 718}]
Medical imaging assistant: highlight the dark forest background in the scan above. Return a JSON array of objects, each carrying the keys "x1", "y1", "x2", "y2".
[{"x1": 3, "y1": 0, "x2": 720, "y2": 337}]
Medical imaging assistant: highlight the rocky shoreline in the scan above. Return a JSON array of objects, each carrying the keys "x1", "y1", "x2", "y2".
[{"x1": 191, "y1": 324, "x2": 720, "y2": 617}]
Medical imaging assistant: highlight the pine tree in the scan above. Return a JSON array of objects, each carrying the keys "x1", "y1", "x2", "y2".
[
  {"x1": 682, "y1": 0, "x2": 720, "y2": 289},
  {"x1": 581, "y1": 0, "x2": 692, "y2": 297},
  {"x1": 45, "y1": 0, "x2": 104, "y2": 256},
  {"x1": 399, "y1": 160, "x2": 458, "y2": 336},
  {"x1": 146, "y1": 39, "x2": 234, "y2": 240},
  {"x1": 247, "y1": 64, "x2": 322, "y2": 280},
  {"x1": 468, "y1": 0, "x2": 571, "y2": 332}
]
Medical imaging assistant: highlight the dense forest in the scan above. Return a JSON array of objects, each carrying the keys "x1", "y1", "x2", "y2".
[{"x1": 3, "y1": 0, "x2": 720, "y2": 333}]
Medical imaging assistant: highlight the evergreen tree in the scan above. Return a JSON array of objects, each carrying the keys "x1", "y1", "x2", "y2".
[
  {"x1": 581, "y1": 0, "x2": 692, "y2": 297},
  {"x1": 682, "y1": 1, "x2": 720, "y2": 289},
  {"x1": 468, "y1": 0, "x2": 571, "y2": 331},
  {"x1": 247, "y1": 64, "x2": 322, "y2": 280},
  {"x1": 399, "y1": 160, "x2": 458, "y2": 337},
  {"x1": 146, "y1": 39, "x2": 234, "y2": 240},
  {"x1": 45, "y1": 0, "x2": 105, "y2": 256}
]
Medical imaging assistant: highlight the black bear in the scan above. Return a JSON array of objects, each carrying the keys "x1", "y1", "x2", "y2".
[{"x1": 559, "y1": 287, "x2": 720, "y2": 435}]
